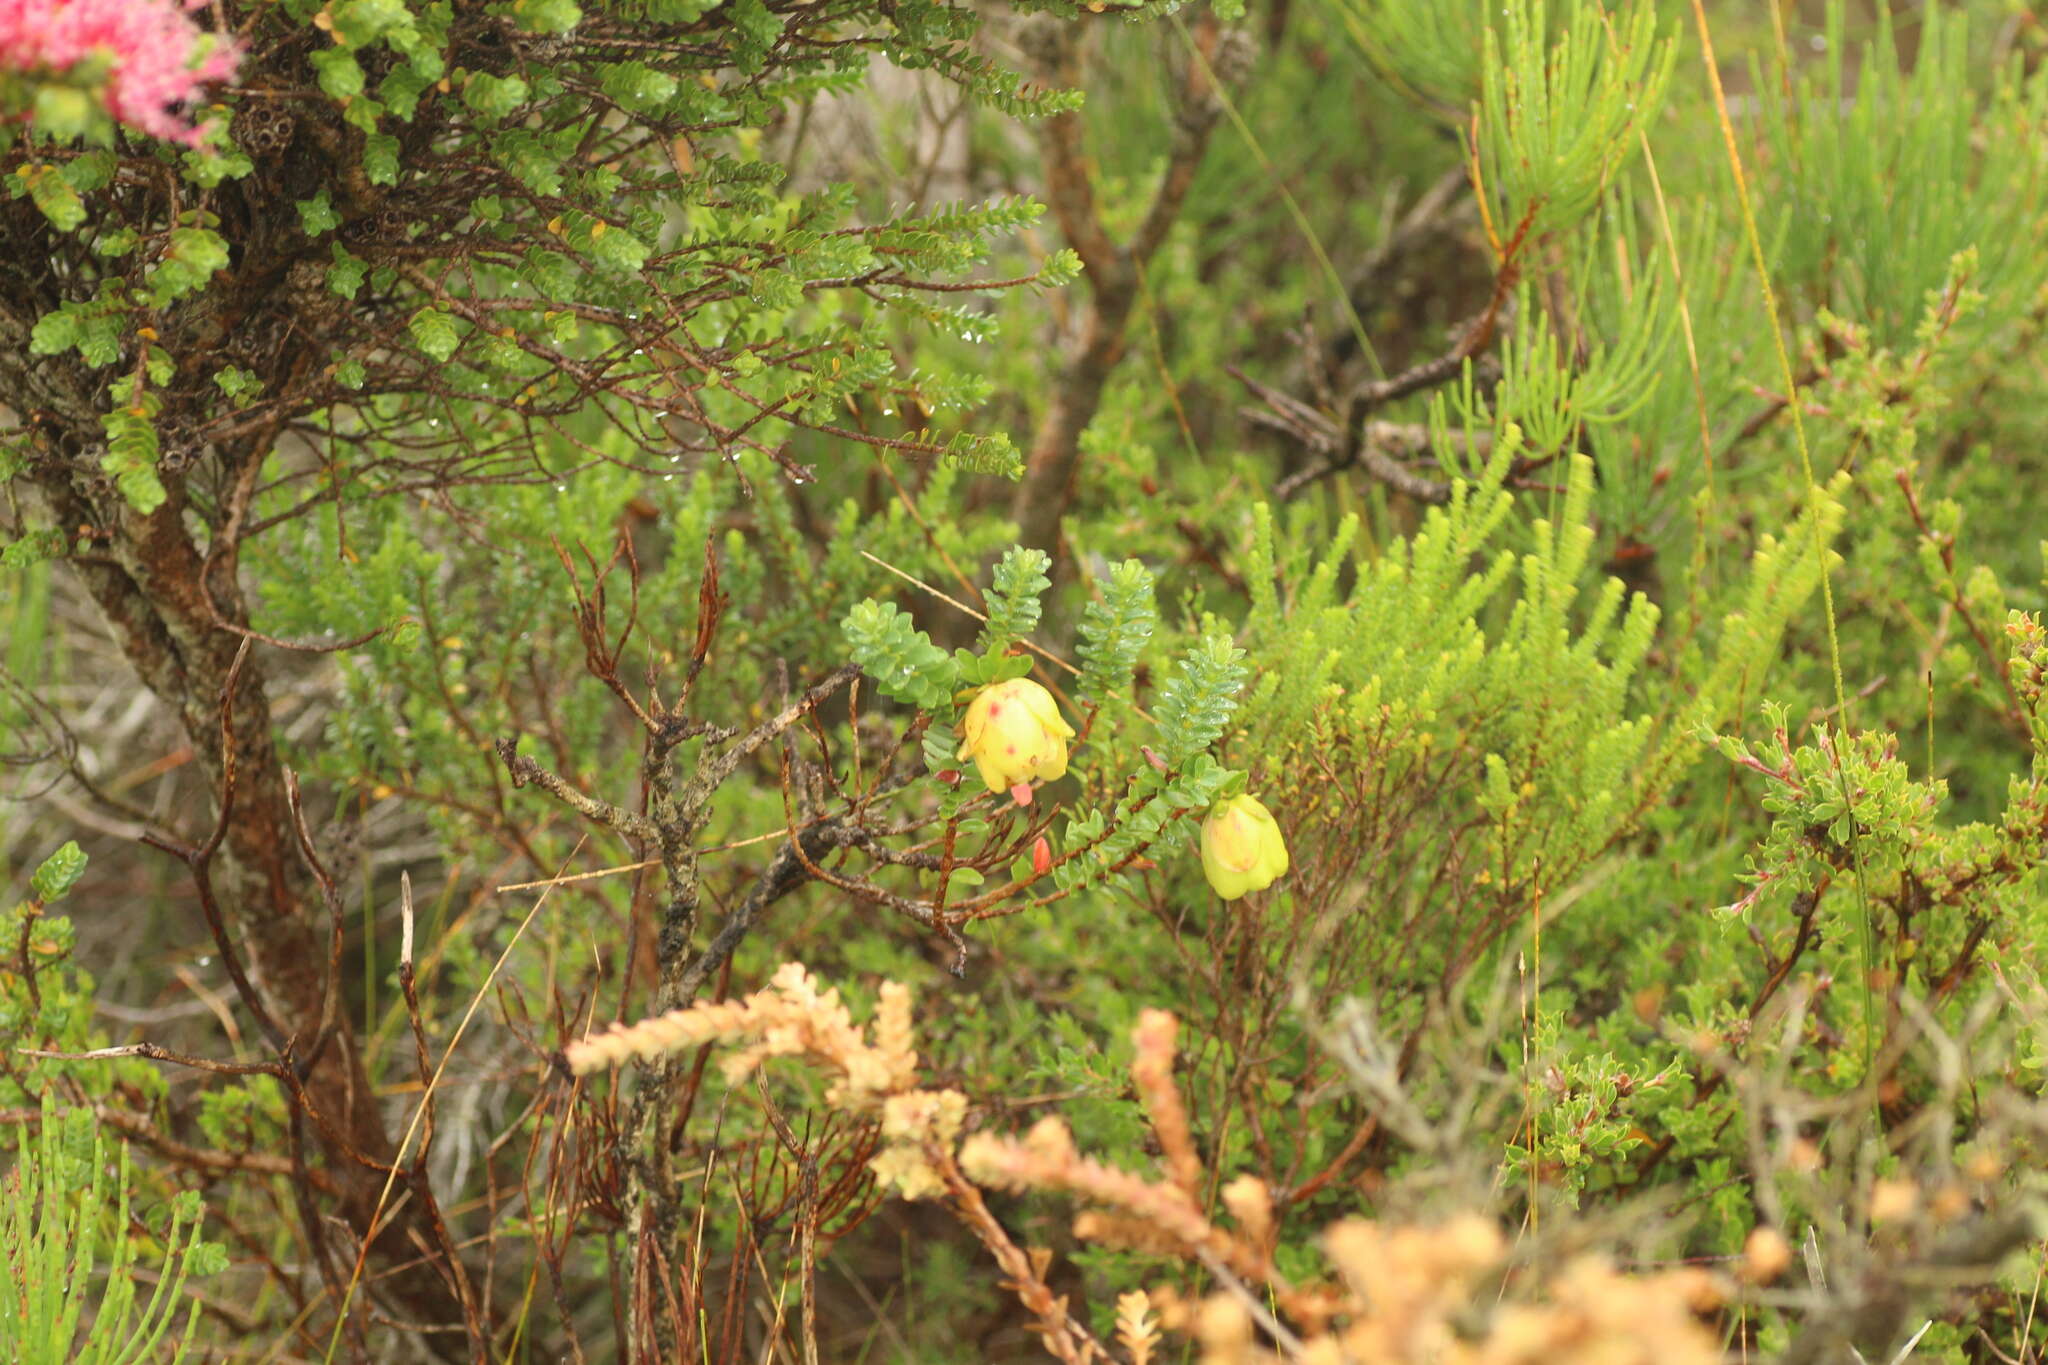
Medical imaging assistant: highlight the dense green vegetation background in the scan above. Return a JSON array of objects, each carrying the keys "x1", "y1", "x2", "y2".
[{"x1": 5, "y1": 0, "x2": 2048, "y2": 1359}]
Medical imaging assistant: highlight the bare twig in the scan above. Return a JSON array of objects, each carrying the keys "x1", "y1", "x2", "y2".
[{"x1": 497, "y1": 742, "x2": 660, "y2": 843}]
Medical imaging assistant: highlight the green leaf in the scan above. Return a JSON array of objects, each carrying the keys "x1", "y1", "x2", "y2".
[
  {"x1": 76, "y1": 314, "x2": 121, "y2": 366},
  {"x1": 1474, "y1": 0, "x2": 1674, "y2": 242},
  {"x1": 147, "y1": 228, "x2": 230, "y2": 306},
  {"x1": 298, "y1": 189, "x2": 341, "y2": 236},
  {"x1": 976, "y1": 546, "x2": 1051, "y2": 656},
  {"x1": 331, "y1": 0, "x2": 410, "y2": 46},
  {"x1": 600, "y1": 61, "x2": 677, "y2": 112},
  {"x1": 511, "y1": 0, "x2": 581, "y2": 32},
  {"x1": 311, "y1": 48, "x2": 366, "y2": 99},
  {"x1": 462, "y1": 71, "x2": 530, "y2": 120},
  {"x1": 843, "y1": 599, "x2": 956, "y2": 710},
  {"x1": 29, "y1": 84, "x2": 99, "y2": 141},
  {"x1": 60, "y1": 150, "x2": 115, "y2": 193},
  {"x1": 364, "y1": 131, "x2": 400, "y2": 185},
  {"x1": 587, "y1": 223, "x2": 649, "y2": 274},
  {"x1": 1076, "y1": 559, "x2": 1156, "y2": 705},
  {"x1": 1154, "y1": 634, "x2": 1248, "y2": 767},
  {"x1": 0, "y1": 527, "x2": 67, "y2": 570},
  {"x1": 381, "y1": 64, "x2": 434, "y2": 119},
  {"x1": 23, "y1": 164, "x2": 85, "y2": 232},
  {"x1": 186, "y1": 1240, "x2": 229, "y2": 1277},
  {"x1": 730, "y1": 0, "x2": 781, "y2": 49},
  {"x1": 29, "y1": 308, "x2": 78, "y2": 355},
  {"x1": 29, "y1": 841, "x2": 87, "y2": 902},
  {"x1": 342, "y1": 96, "x2": 385, "y2": 131},
  {"x1": 408, "y1": 307, "x2": 460, "y2": 362},
  {"x1": 749, "y1": 268, "x2": 801, "y2": 311},
  {"x1": 328, "y1": 243, "x2": 368, "y2": 298},
  {"x1": 180, "y1": 141, "x2": 253, "y2": 188},
  {"x1": 214, "y1": 364, "x2": 263, "y2": 407},
  {"x1": 106, "y1": 454, "x2": 166, "y2": 513},
  {"x1": 102, "y1": 392, "x2": 167, "y2": 514}
]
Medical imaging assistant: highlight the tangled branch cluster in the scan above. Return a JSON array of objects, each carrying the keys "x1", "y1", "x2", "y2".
[
  {"x1": 575, "y1": 964, "x2": 1733, "y2": 1365},
  {"x1": 569, "y1": 961, "x2": 968, "y2": 1199}
]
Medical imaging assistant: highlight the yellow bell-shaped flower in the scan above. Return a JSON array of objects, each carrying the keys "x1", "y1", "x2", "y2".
[
  {"x1": 1200, "y1": 794, "x2": 1289, "y2": 900},
  {"x1": 957, "y1": 678, "x2": 1075, "y2": 802}
]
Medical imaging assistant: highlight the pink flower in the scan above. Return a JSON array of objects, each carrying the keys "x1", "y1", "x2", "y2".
[{"x1": 0, "y1": 0, "x2": 240, "y2": 145}]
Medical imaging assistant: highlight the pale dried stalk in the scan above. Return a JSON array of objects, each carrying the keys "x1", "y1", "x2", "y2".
[
  {"x1": 1073, "y1": 1211, "x2": 1186, "y2": 1258},
  {"x1": 1115, "y1": 1291, "x2": 1160, "y2": 1365},
  {"x1": 962, "y1": 1116, "x2": 1216, "y2": 1251},
  {"x1": 932, "y1": 1147, "x2": 1108, "y2": 1364},
  {"x1": 1220, "y1": 1175, "x2": 1274, "y2": 1259},
  {"x1": 568, "y1": 962, "x2": 1109, "y2": 1353},
  {"x1": 963, "y1": 1008, "x2": 1728, "y2": 1365},
  {"x1": 566, "y1": 963, "x2": 916, "y2": 1106},
  {"x1": 568, "y1": 963, "x2": 952, "y2": 1196},
  {"x1": 1131, "y1": 1008, "x2": 1203, "y2": 1198}
]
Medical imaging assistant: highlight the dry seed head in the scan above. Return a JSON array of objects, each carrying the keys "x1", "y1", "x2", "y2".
[
  {"x1": 1965, "y1": 1146, "x2": 2004, "y2": 1182},
  {"x1": 1023, "y1": 1115, "x2": 1079, "y2": 1164},
  {"x1": 869, "y1": 1142, "x2": 947, "y2": 1200},
  {"x1": 874, "y1": 980, "x2": 920, "y2": 1090},
  {"x1": 1741, "y1": 1225, "x2": 1793, "y2": 1284},
  {"x1": 1929, "y1": 1182, "x2": 1972, "y2": 1223},
  {"x1": 564, "y1": 961, "x2": 914, "y2": 1111},
  {"x1": 1130, "y1": 1008, "x2": 1201, "y2": 1195},
  {"x1": 1869, "y1": 1177, "x2": 1919, "y2": 1224},
  {"x1": 868, "y1": 1088, "x2": 968, "y2": 1200},
  {"x1": 1221, "y1": 1175, "x2": 1273, "y2": 1249},
  {"x1": 1150, "y1": 1285, "x2": 1193, "y2": 1333},
  {"x1": 1194, "y1": 1294, "x2": 1254, "y2": 1365},
  {"x1": 1116, "y1": 1290, "x2": 1161, "y2": 1365},
  {"x1": 879, "y1": 1088, "x2": 965, "y2": 1145}
]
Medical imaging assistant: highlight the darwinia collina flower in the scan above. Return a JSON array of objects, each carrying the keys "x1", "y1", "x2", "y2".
[
  {"x1": 956, "y1": 677, "x2": 1074, "y2": 804},
  {"x1": 1199, "y1": 794, "x2": 1289, "y2": 900},
  {"x1": 0, "y1": 0, "x2": 240, "y2": 145}
]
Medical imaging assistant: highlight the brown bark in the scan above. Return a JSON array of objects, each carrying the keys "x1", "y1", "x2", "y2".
[
  {"x1": 39, "y1": 460, "x2": 480, "y2": 1355},
  {"x1": 1013, "y1": 297, "x2": 1135, "y2": 556},
  {"x1": 1008, "y1": 16, "x2": 1235, "y2": 561}
]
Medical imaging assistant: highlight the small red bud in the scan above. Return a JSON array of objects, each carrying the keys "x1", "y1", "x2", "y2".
[
  {"x1": 936, "y1": 769, "x2": 963, "y2": 785},
  {"x1": 1031, "y1": 836, "x2": 1052, "y2": 877},
  {"x1": 1140, "y1": 746, "x2": 1171, "y2": 773},
  {"x1": 1008, "y1": 781, "x2": 1035, "y2": 807}
]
